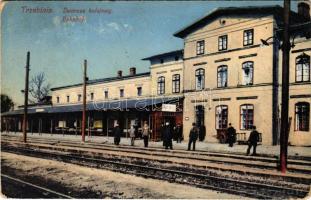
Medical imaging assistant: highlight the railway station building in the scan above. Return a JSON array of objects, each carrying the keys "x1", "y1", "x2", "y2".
[
  {"x1": 2, "y1": 4, "x2": 311, "y2": 146},
  {"x1": 175, "y1": 5, "x2": 311, "y2": 146}
]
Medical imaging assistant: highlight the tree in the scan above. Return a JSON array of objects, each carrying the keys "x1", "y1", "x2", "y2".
[
  {"x1": 1, "y1": 94, "x2": 14, "y2": 113},
  {"x1": 29, "y1": 72, "x2": 51, "y2": 104}
]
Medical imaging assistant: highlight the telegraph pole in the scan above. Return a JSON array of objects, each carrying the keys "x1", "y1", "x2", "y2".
[
  {"x1": 82, "y1": 59, "x2": 87, "y2": 142},
  {"x1": 23, "y1": 51, "x2": 30, "y2": 143},
  {"x1": 280, "y1": 0, "x2": 290, "y2": 173}
]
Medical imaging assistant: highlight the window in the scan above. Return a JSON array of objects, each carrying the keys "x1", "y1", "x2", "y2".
[
  {"x1": 157, "y1": 76, "x2": 165, "y2": 95},
  {"x1": 216, "y1": 105, "x2": 228, "y2": 129},
  {"x1": 243, "y1": 29, "x2": 253, "y2": 46},
  {"x1": 217, "y1": 65, "x2": 228, "y2": 88},
  {"x1": 56, "y1": 97, "x2": 60, "y2": 103},
  {"x1": 196, "y1": 40, "x2": 205, "y2": 55},
  {"x1": 78, "y1": 94, "x2": 81, "y2": 102},
  {"x1": 172, "y1": 74, "x2": 180, "y2": 93},
  {"x1": 242, "y1": 61, "x2": 254, "y2": 85},
  {"x1": 195, "y1": 68, "x2": 205, "y2": 90},
  {"x1": 218, "y1": 35, "x2": 227, "y2": 51},
  {"x1": 296, "y1": 54, "x2": 310, "y2": 82},
  {"x1": 104, "y1": 90, "x2": 108, "y2": 99},
  {"x1": 295, "y1": 102, "x2": 310, "y2": 131},
  {"x1": 66, "y1": 95, "x2": 70, "y2": 103},
  {"x1": 137, "y1": 87, "x2": 142, "y2": 96},
  {"x1": 90, "y1": 92, "x2": 94, "y2": 100},
  {"x1": 120, "y1": 89, "x2": 124, "y2": 97},
  {"x1": 240, "y1": 104, "x2": 254, "y2": 130}
]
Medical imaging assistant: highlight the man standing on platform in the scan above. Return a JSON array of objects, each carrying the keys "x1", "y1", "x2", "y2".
[
  {"x1": 227, "y1": 123, "x2": 236, "y2": 147},
  {"x1": 142, "y1": 121, "x2": 150, "y2": 147},
  {"x1": 113, "y1": 122, "x2": 121, "y2": 145},
  {"x1": 188, "y1": 123, "x2": 199, "y2": 151},
  {"x1": 246, "y1": 125, "x2": 260, "y2": 156}
]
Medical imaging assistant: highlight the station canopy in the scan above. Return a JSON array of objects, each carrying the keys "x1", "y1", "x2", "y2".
[{"x1": 1, "y1": 96, "x2": 182, "y2": 116}]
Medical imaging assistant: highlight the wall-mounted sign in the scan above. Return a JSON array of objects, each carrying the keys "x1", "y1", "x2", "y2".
[
  {"x1": 36, "y1": 108, "x2": 45, "y2": 112},
  {"x1": 162, "y1": 104, "x2": 176, "y2": 112}
]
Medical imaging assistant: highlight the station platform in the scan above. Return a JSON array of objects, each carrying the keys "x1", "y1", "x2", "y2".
[{"x1": 1, "y1": 132, "x2": 310, "y2": 158}]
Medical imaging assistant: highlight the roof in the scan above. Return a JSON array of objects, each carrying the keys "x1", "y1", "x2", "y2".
[
  {"x1": 174, "y1": 5, "x2": 305, "y2": 38},
  {"x1": 142, "y1": 49, "x2": 183, "y2": 61},
  {"x1": 51, "y1": 72, "x2": 150, "y2": 91},
  {"x1": 1, "y1": 96, "x2": 183, "y2": 116}
]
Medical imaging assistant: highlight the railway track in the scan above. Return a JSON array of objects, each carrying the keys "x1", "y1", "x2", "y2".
[
  {"x1": 1, "y1": 174, "x2": 73, "y2": 199},
  {"x1": 3, "y1": 140, "x2": 310, "y2": 186},
  {"x1": 4, "y1": 134, "x2": 310, "y2": 163},
  {"x1": 1, "y1": 142, "x2": 309, "y2": 199},
  {"x1": 2, "y1": 135, "x2": 311, "y2": 176}
]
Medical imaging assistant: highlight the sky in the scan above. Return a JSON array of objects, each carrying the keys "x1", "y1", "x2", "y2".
[{"x1": 1, "y1": 1, "x2": 298, "y2": 106}]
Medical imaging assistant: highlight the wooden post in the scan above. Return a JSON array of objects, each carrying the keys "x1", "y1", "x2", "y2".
[
  {"x1": 50, "y1": 119, "x2": 53, "y2": 135},
  {"x1": 6, "y1": 119, "x2": 8, "y2": 133},
  {"x1": 14, "y1": 118, "x2": 17, "y2": 134},
  {"x1": 38, "y1": 118, "x2": 41, "y2": 135},
  {"x1": 106, "y1": 118, "x2": 109, "y2": 139},
  {"x1": 75, "y1": 118, "x2": 78, "y2": 136},
  {"x1": 31, "y1": 119, "x2": 33, "y2": 135},
  {"x1": 88, "y1": 115, "x2": 90, "y2": 138}
]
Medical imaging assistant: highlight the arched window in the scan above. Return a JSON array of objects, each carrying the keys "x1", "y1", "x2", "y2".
[
  {"x1": 172, "y1": 74, "x2": 180, "y2": 93},
  {"x1": 242, "y1": 61, "x2": 254, "y2": 85},
  {"x1": 240, "y1": 104, "x2": 254, "y2": 130},
  {"x1": 195, "y1": 68, "x2": 205, "y2": 90},
  {"x1": 215, "y1": 105, "x2": 228, "y2": 129},
  {"x1": 295, "y1": 102, "x2": 310, "y2": 131},
  {"x1": 296, "y1": 54, "x2": 310, "y2": 82},
  {"x1": 157, "y1": 76, "x2": 165, "y2": 95},
  {"x1": 217, "y1": 65, "x2": 228, "y2": 88}
]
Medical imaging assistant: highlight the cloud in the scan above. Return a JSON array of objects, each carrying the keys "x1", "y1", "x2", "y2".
[
  {"x1": 96, "y1": 22, "x2": 133, "y2": 35},
  {"x1": 107, "y1": 22, "x2": 120, "y2": 31}
]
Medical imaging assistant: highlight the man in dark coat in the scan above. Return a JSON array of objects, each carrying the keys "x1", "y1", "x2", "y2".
[
  {"x1": 113, "y1": 123, "x2": 121, "y2": 145},
  {"x1": 199, "y1": 125, "x2": 206, "y2": 141},
  {"x1": 176, "y1": 123, "x2": 183, "y2": 143},
  {"x1": 246, "y1": 125, "x2": 260, "y2": 156},
  {"x1": 163, "y1": 122, "x2": 173, "y2": 149},
  {"x1": 188, "y1": 123, "x2": 199, "y2": 151},
  {"x1": 227, "y1": 123, "x2": 236, "y2": 147}
]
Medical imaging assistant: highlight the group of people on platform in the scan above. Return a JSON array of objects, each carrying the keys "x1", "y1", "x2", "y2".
[{"x1": 113, "y1": 121, "x2": 260, "y2": 155}]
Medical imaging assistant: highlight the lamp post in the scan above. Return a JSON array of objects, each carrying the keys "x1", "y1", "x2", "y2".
[
  {"x1": 82, "y1": 59, "x2": 87, "y2": 142},
  {"x1": 260, "y1": 0, "x2": 291, "y2": 173},
  {"x1": 279, "y1": 0, "x2": 291, "y2": 173},
  {"x1": 23, "y1": 51, "x2": 30, "y2": 143}
]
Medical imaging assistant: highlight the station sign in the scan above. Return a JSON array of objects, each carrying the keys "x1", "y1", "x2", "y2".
[
  {"x1": 35, "y1": 108, "x2": 45, "y2": 112},
  {"x1": 162, "y1": 104, "x2": 176, "y2": 112}
]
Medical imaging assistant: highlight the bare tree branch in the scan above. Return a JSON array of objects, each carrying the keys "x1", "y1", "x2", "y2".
[{"x1": 29, "y1": 72, "x2": 51, "y2": 103}]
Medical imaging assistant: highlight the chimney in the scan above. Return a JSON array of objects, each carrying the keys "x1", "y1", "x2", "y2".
[
  {"x1": 117, "y1": 70, "x2": 122, "y2": 78},
  {"x1": 298, "y1": 2, "x2": 310, "y2": 21},
  {"x1": 130, "y1": 67, "x2": 136, "y2": 76}
]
